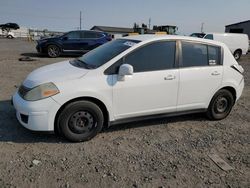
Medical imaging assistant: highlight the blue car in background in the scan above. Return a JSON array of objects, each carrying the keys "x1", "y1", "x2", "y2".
[{"x1": 36, "y1": 30, "x2": 112, "y2": 57}]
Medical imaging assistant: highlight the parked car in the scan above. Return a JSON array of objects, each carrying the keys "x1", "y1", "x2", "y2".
[
  {"x1": 13, "y1": 35, "x2": 244, "y2": 142},
  {"x1": 6, "y1": 31, "x2": 15, "y2": 39},
  {"x1": 0, "y1": 23, "x2": 20, "y2": 30},
  {"x1": 203, "y1": 33, "x2": 249, "y2": 60},
  {"x1": 36, "y1": 30, "x2": 112, "y2": 57},
  {"x1": 0, "y1": 31, "x2": 15, "y2": 39},
  {"x1": 0, "y1": 23, "x2": 19, "y2": 39}
]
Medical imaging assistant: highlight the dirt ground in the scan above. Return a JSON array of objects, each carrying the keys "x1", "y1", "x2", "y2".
[{"x1": 0, "y1": 38, "x2": 249, "y2": 188}]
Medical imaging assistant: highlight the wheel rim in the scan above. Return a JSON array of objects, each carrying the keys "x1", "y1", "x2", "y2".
[
  {"x1": 48, "y1": 46, "x2": 60, "y2": 57},
  {"x1": 234, "y1": 53, "x2": 240, "y2": 60},
  {"x1": 68, "y1": 111, "x2": 96, "y2": 134},
  {"x1": 215, "y1": 96, "x2": 229, "y2": 113}
]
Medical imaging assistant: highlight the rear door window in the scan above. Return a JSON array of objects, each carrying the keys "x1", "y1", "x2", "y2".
[
  {"x1": 181, "y1": 42, "x2": 221, "y2": 67},
  {"x1": 181, "y1": 42, "x2": 208, "y2": 67}
]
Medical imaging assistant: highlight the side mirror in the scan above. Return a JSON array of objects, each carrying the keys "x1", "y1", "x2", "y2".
[{"x1": 118, "y1": 64, "x2": 133, "y2": 81}]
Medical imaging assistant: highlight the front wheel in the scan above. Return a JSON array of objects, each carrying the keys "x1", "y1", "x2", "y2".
[
  {"x1": 58, "y1": 101, "x2": 104, "y2": 142},
  {"x1": 7, "y1": 35, "x2": 14, "y2": 39},
  {"x1": 206, "y1": 89, "x2": 235, "y2": 120},
  {"x1": 47, "y1": 45, "x2": 61, "y2": 58}
]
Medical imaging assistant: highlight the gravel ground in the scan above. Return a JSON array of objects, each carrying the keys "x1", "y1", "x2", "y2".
[{"x1": 0, "y1": 38, "x2": 249, "y2": 188}]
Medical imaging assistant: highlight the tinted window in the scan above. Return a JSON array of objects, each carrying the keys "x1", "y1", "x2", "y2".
[
  {"x1": 208, "y1": 46, "x2": 221, "y2": 65},
  {"x1": 83, "y1": 31, "x2": 98, "y2": 39},
  {"x1": 190, "y1": 33, "x2": 206, "y2": 38},
  {"x1": 204, "y1": 34, "x2": 214, "y2": 40},
  {"x1": 65, "y1": 31, "x2": 80, "y2": 39},
  {"x1": 96, "y1": 33, "x2": 104, "y2": 38},
  {"x1": 76, "y1": 39, "x2": 140, "y2": 69},
  {"x1": 181, "y1": 42, "x2": 208, "y2": 67},
  {"x1": 121, "y1": 41, "x2": 176, "y2": 73}
]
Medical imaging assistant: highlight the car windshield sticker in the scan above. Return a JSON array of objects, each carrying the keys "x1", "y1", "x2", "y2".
[{"x1": 123, "y1": 41, "x2": 136, "y2": 47}]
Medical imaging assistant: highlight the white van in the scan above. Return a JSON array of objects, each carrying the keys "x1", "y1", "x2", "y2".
[{"x1": 203, "y1": 33, "x2": 249, "y2": 60}]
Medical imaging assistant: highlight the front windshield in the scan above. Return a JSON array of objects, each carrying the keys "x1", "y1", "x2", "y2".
[{"x1": 71, "y1": 39, "x2": 141, "y2": 69}]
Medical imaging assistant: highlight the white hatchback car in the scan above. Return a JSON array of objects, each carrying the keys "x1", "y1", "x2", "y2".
[{"x1": 13, "y1": 35, "x2": 244, "y2": 142}]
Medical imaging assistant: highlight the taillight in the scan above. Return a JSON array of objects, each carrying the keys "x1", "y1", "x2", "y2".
[{"x1": 106, "y1": 36, "x2": 112, "y2": 41}]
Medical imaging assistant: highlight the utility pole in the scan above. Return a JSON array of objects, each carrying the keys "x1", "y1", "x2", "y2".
[
  {"x1": 80, "y1": 11, "x2": 82, "y2": 30},
  {"x1": 148, "y1": 18, "x2": 151, "y2": 29},
  {"x1": 201, "y1": 22, "x2": 204, "y2": 33}
]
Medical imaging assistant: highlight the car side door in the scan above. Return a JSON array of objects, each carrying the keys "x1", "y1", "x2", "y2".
[
  {"x1": 107, "y1": 41, "x2": 179, "y2": 120},
  {"x1": 61, "y1": 31, "x2": 81, "y2": 51},
  {"x1": 177, "y1": 41, "x2": 223, "y2": 111},
  {"x1": 79, "y1": 31, "x2": 103, "y2": 52},
  {"x1": 78, "y1": 31, "x2": 93, "y2": 52}
]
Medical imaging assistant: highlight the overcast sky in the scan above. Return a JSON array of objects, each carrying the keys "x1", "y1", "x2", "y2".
[{"x1": 0, "y1": 0, "x2": 249, "y2": 34}]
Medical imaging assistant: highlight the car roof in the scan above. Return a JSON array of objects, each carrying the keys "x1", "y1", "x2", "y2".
[
  {"x1": 68, "y1": 30, "x2": 104, "y2": 33},
  {"x1": 205, "y1": 32, "x2": 248, "y2": 37},
  {"x1": 123, "y1": 34, "x2": 225, "y2": 46}
]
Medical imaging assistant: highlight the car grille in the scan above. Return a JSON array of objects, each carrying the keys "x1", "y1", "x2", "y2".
[{"x1": 18, "y1": 85, "x2": 31, "y2": 98}]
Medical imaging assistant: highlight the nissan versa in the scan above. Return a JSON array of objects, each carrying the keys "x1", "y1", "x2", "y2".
[{"x1": 13, "y1": 35, "x2": 244, "y2": 142}]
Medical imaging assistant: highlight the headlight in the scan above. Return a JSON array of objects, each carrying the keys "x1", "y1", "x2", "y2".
[
  {"x1": 21, "y1": 82, "x2": 59, "y2": 101},
  {"x1": 37, "y1": 39, "x2": 48, "y2": 44}
]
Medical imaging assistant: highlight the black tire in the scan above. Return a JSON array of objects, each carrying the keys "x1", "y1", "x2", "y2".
[
  {"x1": 58, "y1": 101, "x2": 104, "y2": 142},
  {"x1": 206, "y1": 89, "x2": 235, "y2": 120},
  {"x1": 7, "y1": 35, "x2": 13, "y2": 39},
  {"x1": 47, "y1": 44, "x2": 61, "y2": 58},
  {"x1": 234, "y1": 50, "x2": 242, "y2": 60}
]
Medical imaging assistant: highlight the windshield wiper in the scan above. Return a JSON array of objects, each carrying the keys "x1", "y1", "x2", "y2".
[{"x1": 75, "y1": 59, "x2": 96, "y2": 69}]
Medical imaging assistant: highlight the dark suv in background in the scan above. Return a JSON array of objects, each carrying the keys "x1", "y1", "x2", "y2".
[{"x1": 36, "y1": 30, "x2": 112, "y2": 57}]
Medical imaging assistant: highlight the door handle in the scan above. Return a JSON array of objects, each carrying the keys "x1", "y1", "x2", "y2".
[
  {"x1": 211, "y1": 71, "x2": 220, "y2": 76},
  {"x1": 164, "y1": 75, "x2": 176, "y2": 80}
]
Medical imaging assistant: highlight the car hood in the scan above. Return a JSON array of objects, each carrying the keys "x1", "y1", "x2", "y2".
[
  {"x1": 23, "y1": 60, "x2": 89, "y2": 88},
  {"x1": 38, "y1": 36, "x2": 60, "y2": 43}
]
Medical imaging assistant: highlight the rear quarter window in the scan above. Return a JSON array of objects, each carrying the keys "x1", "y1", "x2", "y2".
[
  {"x1": 83, "y1": 31, "x2": 99, "y2": 39},
  {"x1": 208, "y1": 46, "x2": 221, "y2": 65},
  {"x1": 204, "y1": 34, "x2": 214, "y2": 40},
  {"x1": 96, "y1": 33, "x2": 104, "y2": 38}
]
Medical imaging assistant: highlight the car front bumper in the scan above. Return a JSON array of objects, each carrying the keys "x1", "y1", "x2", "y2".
[
  {"x1": 12, "y1": 92, "x2": 61, "y2": 131},
  {"x1": 36, "y1": 45, "x2": 43, "y2": 53}
]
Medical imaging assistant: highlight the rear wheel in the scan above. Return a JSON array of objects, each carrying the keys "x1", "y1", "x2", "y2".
[
  {"x1": 7, "y1": 35, "x2": 14, "y2": 39},
  {"x1": 47, "y1": 45, "x2": 61, "y2": 58},
  {"x1": 206, "y1": 89, "x2": 235, "y2": 120},
  {"x1": 234, "y1": 50, "x2": 242, "y2": 60},
  {"x1": 58, "y1": 101, "x2": 104, "y2": 142}
]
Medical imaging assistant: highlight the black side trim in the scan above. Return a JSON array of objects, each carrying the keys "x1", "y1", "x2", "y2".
[
  {"x1": 110, "y1": 109, "x2": 207, "y2": 126},
  {"x1": 231, "y1": 65, "x2": 243, "y2": 75}
]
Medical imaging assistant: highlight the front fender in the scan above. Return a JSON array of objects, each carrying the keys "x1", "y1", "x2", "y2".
[
  {"x1": 45, "y1": 41, "x2": 63, "y2": 49},
  {"x1": 52, "y1": 88, "x2": 114, "y2": 121}
]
